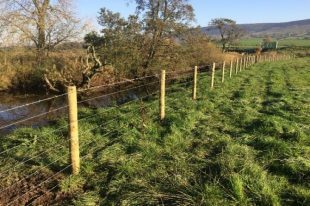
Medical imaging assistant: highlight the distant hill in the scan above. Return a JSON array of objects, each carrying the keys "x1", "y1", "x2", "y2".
[{"x1": 202, "y1": 19, "x2": 310, "y2": 39}]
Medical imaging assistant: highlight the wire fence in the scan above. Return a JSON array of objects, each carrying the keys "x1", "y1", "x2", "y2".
[{"x1": 0, "y1": 54, "x2": 292, "y2": 205}]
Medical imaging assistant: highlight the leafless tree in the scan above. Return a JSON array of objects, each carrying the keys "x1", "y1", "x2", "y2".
[{"x1": 0, "y1": 0, "x2": 80, "y2": 54}]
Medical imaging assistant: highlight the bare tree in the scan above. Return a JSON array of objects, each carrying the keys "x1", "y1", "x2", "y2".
[
  {"x1": 0, "y1": 0, "x2": 80, "y2": 54},
  {"x1": 210, "y1": 18, "x2": 244, "y2": 52},
  {"x1": 44, "y1": 46, "x2": 105, "y2": 92}
]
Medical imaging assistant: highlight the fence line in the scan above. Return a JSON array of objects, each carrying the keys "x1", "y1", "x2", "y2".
[
  {"x1": 0, "y1": 55, "x2": 293, "y2": 133},
  {"x1": 0, "y1": 81, "x2": 161, "y2": 131},
  {"x1": 0, "y1": 54, "x2": 292, "y2": 115},
  {"x1": 3, "y1": 89, "x2": 164, "y2": 205},
  {"x1": 0, "y1": 84, "x2": 163, "y2": 157},
  {"x1": 0, "y1": 53, "x2": 292, "y2": 205},
  {"x1": 0, "y1": 88, "x2": 164, "y2": 183},
  {"x1": 77, "y1": 80, "x2": 159, "y2": 105},
  {"x1": 78, "y1": 74, "x2": 158, "y2": 93}
]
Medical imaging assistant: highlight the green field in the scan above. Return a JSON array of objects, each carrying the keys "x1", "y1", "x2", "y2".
[
  {"x1": 0, "y1": 58, "x2": 310, "y2": 205},
  {"x1": 238, "y1": 38, "x2": 310, "y2": 48}
]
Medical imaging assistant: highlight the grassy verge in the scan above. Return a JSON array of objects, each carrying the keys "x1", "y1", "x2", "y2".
[
  {"x1": 0, "y1": 58, "x2": 309, "y2": 205},
  {"x1": 238, "y1": 38, "x2": 310, "y2": 48}
]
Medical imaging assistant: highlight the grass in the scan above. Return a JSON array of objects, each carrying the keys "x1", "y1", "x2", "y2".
[
  {"x1": 0, "y1": 57, "x2": 310, "y2": 205},
  {"x1": 238, "y1": 38, "x2": 310, "y2": 48}
]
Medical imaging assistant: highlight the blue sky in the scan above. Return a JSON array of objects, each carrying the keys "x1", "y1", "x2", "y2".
[{"x1": 76, "y1": 0, "x2": 310, "y2": 28}]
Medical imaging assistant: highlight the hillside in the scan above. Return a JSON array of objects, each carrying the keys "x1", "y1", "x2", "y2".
[{"x1": 203, "y1": 19, "x2": 310, "y2": 38}]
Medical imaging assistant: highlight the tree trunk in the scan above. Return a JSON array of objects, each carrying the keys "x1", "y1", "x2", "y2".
[{"x1": 35, "y1": 0, "x2": 50, "y2": 61}]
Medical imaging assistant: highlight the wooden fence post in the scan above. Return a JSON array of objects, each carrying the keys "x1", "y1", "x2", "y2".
[
  {"x1": 160, "y1": 70, "x2": 166, "y2": 120},
  {"x1": 235, "y1": 59, "x2": 239, "y2": 74},
  {"x1": 192, "y1": 66, "x2": 198, "y2": 100},
  {"x1": 239, "y1": 58, "x2": 243, "y2": 72},
  {"x1": 221, "y1": 61, "x2": 226, "y2": 83},
  {"x1": 244, "y1": 57, "x2": 246, "y2": 69},
  {"x1": 229, "y1": 60, "x2": 233, "y2": 78},
  {"x1": 67, "y1": 86, "x2": 80, "y2": 175},
  {"x1": 211, "y1": 63, "x2": 215, "y2": 89}
]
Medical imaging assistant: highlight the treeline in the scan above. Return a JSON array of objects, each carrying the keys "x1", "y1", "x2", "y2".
[{"x1": 0, "y1": 0, "x2": 228, "y2": 93}]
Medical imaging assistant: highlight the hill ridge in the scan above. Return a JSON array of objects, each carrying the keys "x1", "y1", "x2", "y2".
[{"x1": 202, "y1": 19, "x2": 310, "y2": 38}]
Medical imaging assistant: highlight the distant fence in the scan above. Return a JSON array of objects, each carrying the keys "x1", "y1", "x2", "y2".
[{"x1": 0, "y1": 53, "x2": 292, "y2": 205}]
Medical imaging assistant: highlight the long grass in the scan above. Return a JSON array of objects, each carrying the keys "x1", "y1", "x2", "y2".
[{"x1": 0, "y1": 58, "x2": 309, "y2": 205}]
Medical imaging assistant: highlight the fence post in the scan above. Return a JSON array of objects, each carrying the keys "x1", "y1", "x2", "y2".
[
  {"x1": 235, "y1": 59, "x2": 239, "y2": 74},
  {"x1": 239, "y1": 58, "x2": 243, "y2": 72},
  {"x1": 244, "y1": 57, "x2": 246, "y2": 69},
  {"x1": 67, "y1": 86, "x2": 80, "y2": 175},
  {"x1": 160, "y1": 70, "x2": 166, "y2": 120},
  {"x1": 229, "y1": 60, "x2": 233, "y2": 78},
  {"x1": 211, "y1": 63, "x2": 215, "y2": 89},
  {"x1": 221, "y1": 61, "x2": 226, "y2": 83},
  {"x1": 192, "y1": 66, "x2": 198, "y2": 100}
]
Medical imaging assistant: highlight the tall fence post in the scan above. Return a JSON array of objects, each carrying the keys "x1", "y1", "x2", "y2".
[
  {"x1": 211, "y1": 63, "x2": 215, "y2": 89},
  {"x1": 160, "y1": 70, "x2": 166, "y2": 120},
  {"x1": 235, "y1": 59, "x2": 239, "y2": 74},
  {"x1": 192, "y1": 66, "x2": 198, "y2": 100},
  {"x1": 67, "y1": 86, "x2": 80, "y2": 175},
  {"x1": 221, "y1": 61, "x2": 226, "y2": 83},
  {"x1": 244, "y1": 57, "x2": 246, "y2": 69},
  {"x1": 229, "y1": 60, "x2": 233, "y2": 78},
  {"x1": 239, "y1": 58, "x2": 243, "y2": 72}
]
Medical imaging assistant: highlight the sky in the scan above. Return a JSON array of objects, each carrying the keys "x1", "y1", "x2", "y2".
[{"x1": 76, "y1": 0, "x2": 310, "y2": 29}]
